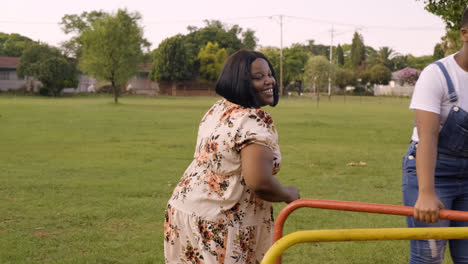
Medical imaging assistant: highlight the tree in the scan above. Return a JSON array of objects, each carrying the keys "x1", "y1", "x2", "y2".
[
  {"x1": 368, "y1": 64, "x2": 392, "y2": 85},
  {"x1": 197, "y1": 42, "x2": 228, "y2": 81},
  {"x1": 258, "y1": 47, "x2": 280, "y2": 76},
  {"x1": 350, "y1": 32, "x2": 366, "y2": 70},
  {"x1": 433, "y1": 43, "x2": 445, "y2": 60},
  {"x1": 336, "y1": 44, "x2": 344, "y2": 66},
  {"x1": 181, "y1": 20, "x2": 256, "y2": 79},
  {"x1": 417, "y1": 0, "x2": 467, "y2": 29},
  {"x1": 304, "y1": 55, "x2": 334, "y2": 93},
  {"x1": 150, "y1": 35, "x2": 191, "y2": 82},
  {"x1": 60, "y1": 11, "x2": 106, "y2": 58},
  {"x1": 282, "y1": 44, "x2": 308, "y2": 94},
  {"x1": 304, "y1": 39, "x2": 329, "y2": 57},
  {"x1": 335, "y1": 68, "x2": 357, "y2": 89},
  {"x1": 36, "y1": 57, "x2": 78, "y2": 96},
  {"x1": 398, "y1": 67, "x2": 421, "y2": 85},
  {"x1": 407, "y1": 55, "x2": 434, "y2": 70},
  {"x1": 417, "y1": 0, "x2": 465, "y2": 56},
  {"x1": 0, "y1": 33, "x2": 34, "y2": 57},
  {"x1": 391, "y1": 54, "x2": 409, "y2": 70},
  {"x1": 17, "y1": 42, "x2": 77, "y2": 96},
  {"x1": 377, "y1": 47, "x2": 395, "y2": 69},
  {"x1": 79, "y1": 9, "x2": 148, "y2": 103},
  {"x1": 259, "y1": 44, "x2": 308, "y2": 94},
  {"x1": 440, "y1": 29, "x2": 463, "y2": 55},
  {"x1": 242, "y1": 29, "x2": 258, "y2": 50}
]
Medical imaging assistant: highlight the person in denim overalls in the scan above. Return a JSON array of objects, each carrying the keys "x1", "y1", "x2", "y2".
[{"x1": 402, "y1": 7, "x2": 468, "y2": 264}]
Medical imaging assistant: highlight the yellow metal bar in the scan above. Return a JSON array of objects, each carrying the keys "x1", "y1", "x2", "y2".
[{"x1": 261, "y1": 227, "x2": 468, "y2": 264}]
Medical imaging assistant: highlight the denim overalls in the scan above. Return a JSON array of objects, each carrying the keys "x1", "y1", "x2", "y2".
[{"x1": 402, "y1": 61, "x2": 468, "y2": 264}]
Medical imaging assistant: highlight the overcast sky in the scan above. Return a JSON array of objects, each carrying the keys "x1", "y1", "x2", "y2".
[{"x1": 1, "y1": 0, "x2": 449, "y2": 56}]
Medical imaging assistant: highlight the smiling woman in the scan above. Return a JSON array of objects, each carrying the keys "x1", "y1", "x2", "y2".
[{"x1": 164, "y1": 50, "x2": 299, "y2": 264}]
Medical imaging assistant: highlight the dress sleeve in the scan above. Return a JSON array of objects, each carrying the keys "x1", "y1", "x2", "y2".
[{"x1": 233, "y1": 109, "x2": 278, "y2": 152}]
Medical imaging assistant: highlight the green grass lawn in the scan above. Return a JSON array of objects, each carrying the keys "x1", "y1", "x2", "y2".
[{"x1": 0, "y1": 95, "x2": 451, "y2": 263}]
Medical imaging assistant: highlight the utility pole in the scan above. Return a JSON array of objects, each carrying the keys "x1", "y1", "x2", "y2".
[
  {"x1": 279, "y1": 15, "x2": 284, "y2": 96},
  {"x1": 269, "y1": 14, "x2": 284, "y2": 95},
  {"x1": 328, "y1": 25, "x2": 334, "y2": 100}
]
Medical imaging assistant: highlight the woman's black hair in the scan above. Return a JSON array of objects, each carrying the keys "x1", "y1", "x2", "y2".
[{"x1": 215, "y1": 49, "x2": 279, "y2": 108}]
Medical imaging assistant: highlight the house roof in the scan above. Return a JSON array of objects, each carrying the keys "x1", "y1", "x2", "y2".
[
  {"x1": 0, "y1": 56, "x2": 20, "y2": 69},
  {"x1": 392, "y1": 67, "x2": 421, "y2": 81}
]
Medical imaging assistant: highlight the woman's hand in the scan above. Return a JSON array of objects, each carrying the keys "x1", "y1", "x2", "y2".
[
  {"x1": 284, "y1": 186, "x2": 300, "y2": 203},
  {"x1": 414, "y1": 192, "x2": 444, "y2": 223}
]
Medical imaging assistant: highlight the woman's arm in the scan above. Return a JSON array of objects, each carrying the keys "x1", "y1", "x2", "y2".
[
  {"x1": 414, "y1": 109, "x2": 444, "y2": 223},
  {"x1": 241, "y1": 144, "x2": 299, "y2": 203}
]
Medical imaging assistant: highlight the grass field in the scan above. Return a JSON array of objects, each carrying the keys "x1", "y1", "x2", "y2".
[{"x1": 0, "y1": 95, "x2": 452, "y2": 263}]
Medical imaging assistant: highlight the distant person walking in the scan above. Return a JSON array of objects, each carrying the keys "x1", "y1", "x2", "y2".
[
  {"x1": 164, "y1": 50, "x2": 300, "y2": 264},
  {"x1": 402, "y1": 7, "x2": 468, "y2": 264}
]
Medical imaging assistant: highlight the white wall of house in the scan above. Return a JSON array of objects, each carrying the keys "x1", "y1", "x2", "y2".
[
  {"x1": 374, "y1": 81, "x2": 414, "y2": 96},
  {"x1": 62, "y1": 75, "x2": 97, "y2": 94},
  {"x1": 0, "y1": 70, "x2": 40, "y2": 92}
]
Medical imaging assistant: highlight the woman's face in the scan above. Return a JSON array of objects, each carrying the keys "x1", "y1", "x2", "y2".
[{"x1": 251, "y1": 58, "x2": 275, "y2": 106}]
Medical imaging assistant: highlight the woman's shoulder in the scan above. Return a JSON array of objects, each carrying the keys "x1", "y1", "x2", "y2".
[{"x1": 244, "y1": 108, "x2": 274, "y2": 128}]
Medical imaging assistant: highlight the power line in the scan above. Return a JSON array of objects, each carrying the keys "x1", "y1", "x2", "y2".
[
  {"x1": 285, "y1": 15, "x2": 443, "y2": 31},
  {"x1": 0, "y1": 20, "x2": 58, "y2": 25},
  {"x1": 0, "y1": 15, "x2": 444, "y2": 31}
]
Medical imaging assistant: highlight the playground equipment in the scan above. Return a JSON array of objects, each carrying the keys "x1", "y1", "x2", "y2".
[{"x1": 262, "y1": 199, "x2": 468, "y2": 264}]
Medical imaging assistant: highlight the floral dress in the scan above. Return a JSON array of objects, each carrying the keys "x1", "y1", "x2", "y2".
[{"x1": 164, "y1": 99, "x2": 282, "y2": 264}]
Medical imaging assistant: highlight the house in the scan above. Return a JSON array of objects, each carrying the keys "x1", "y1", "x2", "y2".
[
  {"x1": 0, "y1": 56, "x2": 158, "y2": 95},
  {"x1": 374, "y1": 67, "x2": 421, "y2": 96},
  {"x1": 66, "y1": 63, "x2": 159, "y2": 95},
  {"x1": 125, "y1": 63, "x2": 159, "y2": 96},
  {"x1": 0, "y1": 56, "x2": 40, "y2": 92}
]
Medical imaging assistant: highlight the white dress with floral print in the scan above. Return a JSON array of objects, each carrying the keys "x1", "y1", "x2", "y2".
[{"x1": 164, "y1": 99, "x2": 281, "y2": 264}]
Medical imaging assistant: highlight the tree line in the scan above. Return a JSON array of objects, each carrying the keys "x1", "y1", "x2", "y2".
[{"x1": 0, "y1": 0, "x2": 462, "y2": 101}]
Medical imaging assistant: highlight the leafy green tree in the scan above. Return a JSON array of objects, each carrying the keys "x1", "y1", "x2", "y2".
[
  {"x1": 304, "y1": 39, "x2": 329, "y2": 57},
  {"x1": 60, "y1": 11, "x2": 106, "y2": 58},
  {"x1": 350, "y1": 31, "x2": 366, "y2": 70},
  {"x1": 197, "y1": 42, "x2": 228, "y2": 81},
  {"x1": 368, "y1": 64, "x2": 392, "y2": 85},
  {"x1": 365, "y1": 47, "x2": 380, "y2": 68},
  {"x1": 433, "y1": 43, "x2": 445, "y2": 60},
  {"x1": 440, "y1": 29, "x2": 463, "y2": 55},
  {"x1": 258, "y1": 46, "x2": 280, "y2": 76},
  {"x1": 185, "y1": 20, "x2": 244, "y2": 56},
  {"x1": 417, "y1": 0, "x2": 467, "y2": 29},
  {"x1": 0, "y1": 33, "x2": 34, "y2": 57},
  {"x1": 335, "y1": 67, "x2": 357, "y2": 89},
  {"x1": 17, "y1": 42, "x2": 77, "y2": 96},
  {"x1": 336, "y1": 44, "x2": 344, "y2": 66},
  {"x1": 391, "y1": 55, "x2": 409, "y2": 70},
  {"x1": 282, "y1": 44, "x2": 308, "y2": 93},
  {"x1": 304, "y1": 55, "x2": 334, "y2": 93},
  {"x1": 36, "y1": 57, "x2": 78, "y2": 96},
  {"x1": 79, "y1": 9, "x2": 148, "y2": 103},
  {"x1": 417, "y1": 0, "x2": 465, "y2": 56},
  {"x1": 260, "y1": 44, "x2": 308, "y2": 94},
  {"x1": 242, "y1": 29, "x2": 258, "y2": 50},
  {"x1": 377, "y1": 47, "x2": 395, "y2": 69},
  {"x1": 407, "y1": 55, "x2": 434, "y2": 70},
  {"x1": 150, "y1": 35, "x2": 191, "y2": 82},
  {"x1": 181, "y1": 20, "x2": 255, "y2": 79}
]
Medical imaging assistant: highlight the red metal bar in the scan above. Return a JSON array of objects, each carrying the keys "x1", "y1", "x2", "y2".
[{"x1": 273, "y1": 199, "x2": 468, "y2": 264}]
